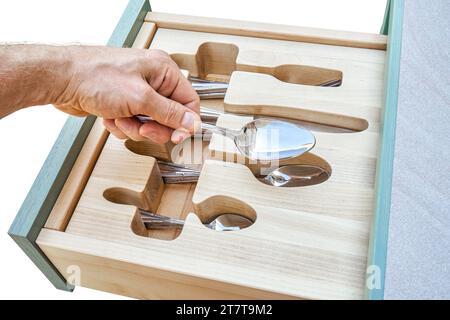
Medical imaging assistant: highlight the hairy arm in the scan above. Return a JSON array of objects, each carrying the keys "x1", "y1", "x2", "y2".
[
  {"x1": 0, "y1": 45, "x2": 71, "y2": 117},
  {"x1": 0, "y1": 45, "x2": 200, "y2": 143}
]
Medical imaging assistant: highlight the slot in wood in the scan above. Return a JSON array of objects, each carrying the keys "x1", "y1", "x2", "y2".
[
  {"x1": 171, "y1": 41, "x2": 343, "y2": 86},
  {"x1": 151, "y1": 28, "x2": 383, "y2": 132}
]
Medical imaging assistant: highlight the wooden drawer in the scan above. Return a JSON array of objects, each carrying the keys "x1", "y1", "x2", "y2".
[{"x1": 9, "y1": 0, "x2": 403, "y2": 300}]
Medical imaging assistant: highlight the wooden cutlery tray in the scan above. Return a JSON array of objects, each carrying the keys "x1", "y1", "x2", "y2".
[{"x1": 10, "y1": 0, "x2": 399, "y2": 300}]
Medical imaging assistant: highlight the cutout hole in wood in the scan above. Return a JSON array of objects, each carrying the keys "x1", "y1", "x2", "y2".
[
  {"x1": 103, "y1": 137, "x2": 332, "y2": 241},
  {"x1": 103, "y1": 182, "x2": 196, "y2": 241},
  {"x1": 103, "y1": 154, "x2": 256, "y2": 241},
  {"x1": 222, "y1": 106, "x2": 369, "y2": 133},
  {"x1": 171, "y1": 41, "x2": 343, "y2": 86},
  {"x1": 238, "y1": 150, "x2": 332, "y2": 188},
  {"x1": 125, "y1": 135, "x2": 332, "y2": 189},
  {"x1": 195, "y1": 195, "x2": 257, "y2": 227}
]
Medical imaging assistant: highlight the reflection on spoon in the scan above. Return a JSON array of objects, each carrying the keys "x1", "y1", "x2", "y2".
[
  {"x1": 260, "y1": 165, "x2": 330, "y2": 187},
  {"x1": 140, "y1": 210, "x2": 253, "y2": 232},
  {"x1": 202, "y1": 118, "x2": 316, "y2": 161},
  {"x1": 137, "y1": 115, "x2": 315, "y2": 161}
]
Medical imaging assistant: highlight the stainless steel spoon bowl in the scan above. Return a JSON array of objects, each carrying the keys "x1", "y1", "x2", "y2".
[
  {"x1": 261, "y1": 164, "x2": 329, "y2": 187},
  {"x1": 140, "y1": 210, "x2": 253, "y2": 231},
  {"x1": 202, "y1": 118, "x2": 316, "y2": 161}
]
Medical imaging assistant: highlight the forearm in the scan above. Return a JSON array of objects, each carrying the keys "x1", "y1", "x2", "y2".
[
  {"x1": 0, "y1": 44, "x2": 72, "y2": 118},
  {"x1": 0, "y1": 44, "x2": 200, "y2": 144}
]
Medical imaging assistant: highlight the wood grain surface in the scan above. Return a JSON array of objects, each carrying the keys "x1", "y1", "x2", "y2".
[
  {"x1": 44, "y1": 118, "x2": 108, "y2": 231},
  {"x1": 145, "y1": 12, "x2": 387, "y2": 50},
  {"x1": 37, "y1": 13, "x2": 387, "y2": 299}
]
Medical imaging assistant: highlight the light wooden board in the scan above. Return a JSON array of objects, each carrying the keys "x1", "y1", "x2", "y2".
[
  {"x1": 40, "y1": 151, "x2": 370, "y2": 299},
  {"x1": 145, "y1": 12, "x2": 387, "y2": 50},
  {"x1": 38, "y1": 19, "x2": 385, "y2": 299},
  {"x1": 150, "y1": 28, "x2": 384, "y2": 132},
  {"x1": 44, "y1": 118, "x2": 108, "y2": 231},
  {"x1": 131, "y1": 22, "x2": 157, "y2": 49},
  {"x1": 226, "y1": 72, "x2": 374, "y2": 132},
  {"x1": 37, "y1": 228, "x2": 295, "y2": 300}
]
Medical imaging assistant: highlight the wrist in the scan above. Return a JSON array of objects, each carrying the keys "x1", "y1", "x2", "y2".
[{"x1": 33, "y1": 45, "x2": 75, "y2": 106}]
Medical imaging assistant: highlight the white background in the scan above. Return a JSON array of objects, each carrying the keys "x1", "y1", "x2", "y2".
[{"x1": 0, "y1": 0, "x2": 386, "y2": 299}]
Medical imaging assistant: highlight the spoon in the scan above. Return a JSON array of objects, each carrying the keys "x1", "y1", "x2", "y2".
[
  {"x1": 200, "y1": 119, "x2": 315, "y2": 161},
  {"x1": 140, "y1": 210, "x2": 253, "y2": 231},
  {"x1": 136, "y1": 106, "x2": 221, "y2": 125},
  {"x1": 261, "y1": 164, "x2": 329, "y2": 187},
  {"x1": 138, "y1": 106, "x2": 352, "y2": 134},
  {"x1": 157, "y1": 161, "x2": 329, "y2": 187},
  {"x1": 138, "y1": 116, "x2": 316, "y2": 161}
]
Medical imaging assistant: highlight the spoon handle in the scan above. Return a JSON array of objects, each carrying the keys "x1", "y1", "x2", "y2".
[
  {"x1": 136, "y1": 106, "x2": 223, "y2": 125},
  {"x1": 163, "y1": 176, "x2": 200, "y2": 184},
  {"x1": 197, "y1": 107, "x2": 223, "y2": 123},
  {"x1": 137, "y1": 109, "x2": 235, "y2": 138},
  {"x1": 140, "y1": 210, "x2": 216, "y2": 230},
  {"x1": 157, "y1": 160, "x2": 201, "y2": 184},
  {"x1": 200, "y1": 122, "x2": 238, "y2": 137},
  {"x1": 162, "y1": 172, "x2": 200, "y2": 184},
  {"x1": 157, "y1": 160, "x2": 200, "y2": 173},
  {"x1": 191, "y1": 82, "x2": 228, "y2": 94},
  {"x1": 140, "y1": 210, "x2": 185, "y2": 229}
]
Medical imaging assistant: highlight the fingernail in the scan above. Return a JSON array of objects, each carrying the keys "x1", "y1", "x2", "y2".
[
  {"x1": 171, "y1": 129, "x2": 190, "y2": 144},
  {"x1": 179, "y1": 111, "x2": 201, "y2": 133},
  {"x1": 181, "y1": 112, "x2": 198, "y2": 132}
]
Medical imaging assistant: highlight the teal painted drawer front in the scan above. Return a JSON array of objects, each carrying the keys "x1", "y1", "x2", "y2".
[{"x1": 366, "y1": 0, "x2": 404, "y2": 300}]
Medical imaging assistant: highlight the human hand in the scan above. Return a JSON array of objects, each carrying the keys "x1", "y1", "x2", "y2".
[{"x1": 54, "y1": 46, "x2": 200, "y2": 144}]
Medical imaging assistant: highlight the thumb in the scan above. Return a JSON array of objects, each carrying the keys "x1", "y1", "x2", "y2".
[{"x1": 142, "y1": 88, "x2": 201, "y2": 134}]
